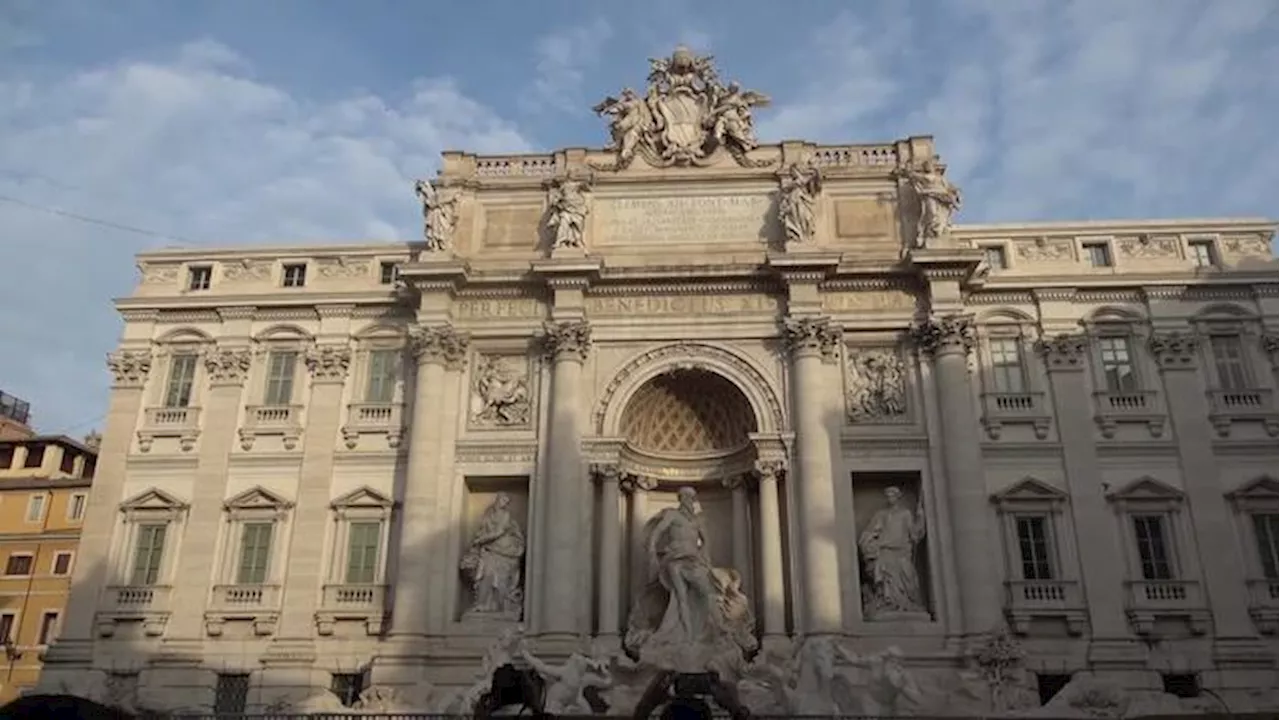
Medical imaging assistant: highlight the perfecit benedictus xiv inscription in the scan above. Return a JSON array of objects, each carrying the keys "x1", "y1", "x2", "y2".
[
  {"x1": 587, "y1": 294, "x2": 779, "y2": 316},
  {"x1": 597, "y1": 195, "x2": 772, "y2": 245}
]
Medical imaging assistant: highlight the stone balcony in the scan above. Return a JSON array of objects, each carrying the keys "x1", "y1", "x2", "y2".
[
  {"x1": 1245, "y1": 577, "x2": 1278, "y2": 634},
  {"x1": 137, "y1": 406, "x2": 202, "y2": 453},
  {"x1": 1003, "y1": 579, "x2": 1087, "y2": 635},
  {"x1": 96, "y1": 585, "x2": 172, "y2": 637},
  {"x1": 1124, "y1": 579, "x2": 1210, "y2": 635},
  {"x1": 1206, "y1": 388, "x2": 1279, "y2": 438},
  {"x1": 239, "y1": 404, "x2": 304, "y2": 450},
  {"x1": 315, "y1": 583, "x2": 388, "y2": 636},
  {"x1": 980, "y1": 391, "x2": 1052, "y2": 440},
  {"x1": 1093, "y1": 390, "x2": 1165, "y2": 438},
  {"x1": 205, "y1": 584, "x2": 282, "y2": 637},
  {"x1": 341, "y1": 402, "x2": 406, "y2": 450}
]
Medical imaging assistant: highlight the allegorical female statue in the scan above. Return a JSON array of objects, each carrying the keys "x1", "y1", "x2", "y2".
[
  {"x1": 857, "y1": 486, "x2": 927, "y2": 617},
  {"x1": 460, "y1": 493, "x2": 525, "y2": 619}
]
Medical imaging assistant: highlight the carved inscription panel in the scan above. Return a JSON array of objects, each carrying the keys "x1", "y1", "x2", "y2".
[
  {"x1": 594, "y1": 194, "x2": 774, "y2": 246},
  {"x1": 822, "y1": 290, "x2": 918, "y2": 313},
  {"x1": 454, "y1": 298, "x2": 546, "y2": 320},
  {"x1": 482, "y1": 205, "x2": 542, "y2": 250},
  {"x1": 587, "y1": 293, "x2": 780, "y2": 316}
]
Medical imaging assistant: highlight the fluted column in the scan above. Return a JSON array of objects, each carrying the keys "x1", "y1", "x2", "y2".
[
  {"x1": 537, "y1": 320, "x2": 592, "y2": 637},
  {"x1": 592, "y1": 464, "x2": 623, "y2": 642},
  {"x1": 388, "y1": 324, "x2": 469, "y2": 637},
  {"x1": 781, "y1": 316, "x2": 844, "y2": 635},
  {"x1": 754, "y1": 458, "x2": 787, "y2": 638},
  {"x1": 912, "y1": 315, "x2": 999, "y2": 636},
  {"x1": 723, "y1": 473, "x2": 752, "y2": 589}
]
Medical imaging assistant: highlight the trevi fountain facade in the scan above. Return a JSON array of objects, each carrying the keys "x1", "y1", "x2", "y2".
[{"x1": 37, "y1": 48, "x2": 1279, "y2": 716}]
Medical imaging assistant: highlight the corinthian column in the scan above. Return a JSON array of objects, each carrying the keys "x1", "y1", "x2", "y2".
[
  {"x1": 781, "y1": 315, "x2": 844, "y2": 635},
  {"x1": 537, "y1": 319, "x2": 591, "y2": 638},
  {"x1": 754, "y1": 459, "x2": 787, "y2": 639},
  {"x1": 912, "y1": 314, "x2": 998, "y2": 636},
  {"x1": 388, "y1": 324, "x2": 469, "y2": 638}
]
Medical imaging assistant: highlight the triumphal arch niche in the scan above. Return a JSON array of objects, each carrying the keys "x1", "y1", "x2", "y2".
[{"x1": 394, "y1": 43, "x2": 988, "y2": 716}]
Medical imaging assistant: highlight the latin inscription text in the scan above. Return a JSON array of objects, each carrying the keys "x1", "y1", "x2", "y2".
[
  {"x1": 598, "y1": 195, "x2": 772, "y2": 245},
  {"x1": 587, "y1": 294, "x2": 779, "y2": 316}
]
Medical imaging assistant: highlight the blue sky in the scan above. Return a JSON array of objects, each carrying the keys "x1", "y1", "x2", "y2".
[{"x1": 0, "y1": 0, "x2": 1276, "y2": 434}]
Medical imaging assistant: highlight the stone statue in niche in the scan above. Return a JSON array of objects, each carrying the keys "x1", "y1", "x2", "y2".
[
  {"x1": 858, "y1": 486, "x2": 928, "y2": 617},
  {"x1": 545, "y1": 177, "x2": 592, "y2": 250},
  {"x1": 470, "y1": 355, "x2": 531, "y2": 427},
  {"x1": 778, "y1": 161, "x2": 822, "y2": 245},
  {"x1": 846, "y1": 349, "x2": 907, "y2": 422},
  {"x1": 624, "y1": 486, "x2": 759, "y2": 675},
  {"x1": 895, "y1": 158, "x2": 961, "y2": 248},
  {"x1": 460, "y1": 493, "x2": 525, "y2": 620},
  {"x1": 414, "y1": 178, "x2": 461, "y2": 253}
]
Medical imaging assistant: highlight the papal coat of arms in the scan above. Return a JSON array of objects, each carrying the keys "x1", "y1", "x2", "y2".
[{"x1": 592, "y1": 46, "x2": 772, "y2": 169}]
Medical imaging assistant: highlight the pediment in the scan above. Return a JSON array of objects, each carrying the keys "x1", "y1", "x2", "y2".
[
  {"x1": 1226, "y1": 476, "x2": 1278, "y2": 501},
  {"x1": 331, "y1": 486, "x2": 394, "y2": 510},
  {"x1": 991, "y1": 477, "x2": 1068, "y2": 505},
  {"x1": 224, "y1": 485, "x2": 293, "y2": 511},
  {"x1": 119, "y1": 487, "x2": 188, "y2": 512},
  {"x1": 1106, "y1": 476, "x2": 1184, "y2": 502}
]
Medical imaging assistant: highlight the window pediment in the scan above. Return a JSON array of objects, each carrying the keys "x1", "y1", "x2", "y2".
[
  {"x1": 331, "y1": 486, "x2": 395, "y2": 511},
  {"x1": 991, "y1": 477, "x2": 1068, "y2": 511},
  {"x1": 1107, "y1": 476, "x2": 1184, "y2": 511},
  {"x1": 119, "y1": 487, "x2": 188, "y2": 521},
  {"x1": 224, "y1": 486, "x2": 293, "y2": 512},
  {"x1": 1226, "y1": 475, "x2": 1278, "y2": 513}
]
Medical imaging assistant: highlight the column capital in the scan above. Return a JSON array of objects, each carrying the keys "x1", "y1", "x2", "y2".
[
  {"x1": 910, "y1": 314, "x2": 975, "y2": 357},
  {"x1": 410, "y1": 323, "x2": 471, "y2": 370},
  {"x1": 1147, "y1": 331, "x2": 1199, "y2": 371},
  {"x1": 1261, "y1": 332, "x2": 1278, "y2": 369},
  {"x1": 1034, "y1": 333, "x2": 1089, "y2": 372},
  {"x1": 305, "y1": 344, "x2": 352, "y2": 383},
  {"x1": 589, "y1": 463, "x2": 621, "y2": 485},
  {"x1": 753, "y1": 458, "x2": 787, "y2": 483},
  {"x1": 542, "y1": 319, "x2": 592, "y2": 363},
  {"x1": 106, "y1": 349, "x2": 152, "y2": 388},
  {"x1": 619, "y1": 473, "x2": 657, "y2": 493},
  {"x1": 782, "y1": 316, "x2": 841, "y2": 364},
  {"x1": 203, "y1": 346, "x2": 253, "y2": 386},
  {"x1": 721, "y1": 473, "x2": 754, "y2": 490}
]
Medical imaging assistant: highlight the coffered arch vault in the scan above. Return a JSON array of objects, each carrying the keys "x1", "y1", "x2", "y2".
[{"x1": 595, "y1": 342, "x2": 786, "y2": 437}]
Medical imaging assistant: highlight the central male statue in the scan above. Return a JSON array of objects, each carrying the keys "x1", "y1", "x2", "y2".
[{"x1": 624, "y1": 486, "x2": 757, "y2": 674}]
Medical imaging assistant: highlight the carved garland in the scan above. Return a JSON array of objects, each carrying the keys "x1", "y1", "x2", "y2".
[{"x1": 593, "y1": 342, "x2": 785, "y2": 436}]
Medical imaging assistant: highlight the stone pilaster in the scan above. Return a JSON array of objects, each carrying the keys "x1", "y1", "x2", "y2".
[
  {"x1": 1148, "y1": 331, "x2": 1258, "y2": 651},
  {"x1": 537, "y1": 319, "x2": 592, "y2": 638},
  {"x1": 591, "y1": 464, "x2": 623, "y2": 643},
  {"x1": 781, "y1": 315, "x2": 844, "y2": 635},
  {"x1": 722, "y1": 473, "x2": 753, "y2": 594},
  {"x1": 753, "y1": 458, "x2": 788, "y2": 640},
  {"x1": 1035, "y1": 334, "x2": 1138, "y2": 660},
  {"x1": 911, "y1": 314, "x2": 999, "y2": 638},
  {"x1": 623, "y1": 473, "x2": 658, "y2": 611}
]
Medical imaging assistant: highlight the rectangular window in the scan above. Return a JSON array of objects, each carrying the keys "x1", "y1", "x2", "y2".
[
  {"x1": 23, "y1": 444, "x2": 44, "y2": 468},
  {"x1": 37, "y1": 612, "x2": 59, "y2": 645},
  {"x1": 988, "y1": 338, "x2": 1026, "y2": 393},
  {"x1": 263, "y1": 351, "x2": 298, "y2": 406},
  {"x1": 282, "y1": 263, "x2": 307, "y2": 288},
  {"x1": 983, "y1": 246, "x2": 1007, "y2": 270},
  {"x1": 187, "y1": 266, "x2": 212, "y2": 291},
  {"x1": 130, "y1": 523, "x2": 168, "y2": 586},
  {"x1": 59, "y1": 450, "x2": 76, "y2": 475},
  {"x1": 163, "y1": 353, "x2": 200, "y2": 408},
  {"x1": 345, "y1": 521, "x2": 382, "y2": 584},
  {"x1": 1209, "y1": 335, "x2": 1251, "y2": 390},
  {"x1": 52, "y1": 551, "x2": 73, "y2": 576},
  {"x1": 0, "y1": 445, "x2": 12, "y2": 469},
  {"x1": 1252, "y1": 512, "x2": 1279, "y2": 580},
  {"x1": 4, "y1": 554, "x2": 33, "y2": 576},
  {"x1": 1083, "y1": 243, "x2": 1112, "y2": 268},
  {"x1": 1015, "y1": 515, "x2": 1054, "y2": 580},
  {"x1": 26, "y1": 494, "x2": 46, "y2": 522},
  {"x1": 236, "y1": 522, "x2": 274, "y2": 585},
  {"x1": 365, "y1": 350, "x2": 400, "y2": 404},
  {"x1": 1097, "y1": 336, "x2": 1138, "y2": 392},
  {"x1": 214, "y1": 673, "x2": 250, "y2": 715},
  {"x1": 1132, "y1": 514, "x2": 1174, "y2": 580},
  {"x1": 0, "y1": 614, "x2": 14, "y2": 643},
  {"x1": 68, "y1": 493, "x2": 87, "y2": 521},
  {"x1": 378, "y1": 262, "x2": 398, "y2": 285},
  {"x1": 1188, "y1": 240, "x2": 1217, "y2": 268}
]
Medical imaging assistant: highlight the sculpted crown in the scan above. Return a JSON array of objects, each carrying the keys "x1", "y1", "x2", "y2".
[
  {"x1": 107, "y1": 349, "x2": 152, "y2": 387},
  {"x1": 410, "y1": 324, "x2": 470, "y2": 369},
  {"x1": 592, "y1": 46, "x2": 772, "y2": 170},
  {"x1": 542, "y1": 320, "x2": 592, "y2": 362}
]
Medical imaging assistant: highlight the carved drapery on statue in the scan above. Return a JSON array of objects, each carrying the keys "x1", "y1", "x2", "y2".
[
  {"x1": 414, "y1": 179, "x2": 462, "y2": 253},
  {"x1": 592, "y1": 46, "x2": 772, "y2": 170},
  {"x1": 858, "y1": 486, "x2": 928, "y2": 617},
  {"x1": 460, "y1": 493, "x2": 526, "y2": 620},
  {"x1": 624, "y1": 486, "x2": 758, "y2": 675},
  {"x1": 778, "y1": 162, "x2": 822, "y2": 245},
  {"x1": 545, "y1": 177, "x2": 592, "y2": 250},
  {"x1": 895, "y1": 158, "x2": 961, "y2": 248}
]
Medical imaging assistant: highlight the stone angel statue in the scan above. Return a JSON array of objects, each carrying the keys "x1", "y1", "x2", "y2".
[
  {"x1": 414, "y1": 178, "x2": 461, "y2": 253},
  {"x1": 778, "y1": 162, "x2": 822, "y2": 245},
  {"x1": 545, "y1": 177, "x2": 591, "y2": 250},
  {"x1": 709, "y1": 81, "x2": 770, "y2": 155},
  {"x1": 592, "y1": 87, "x2": 651, "y2": 168},
  {"x1": 895, "y1": 158, "x2": 961, "y2": 247}
]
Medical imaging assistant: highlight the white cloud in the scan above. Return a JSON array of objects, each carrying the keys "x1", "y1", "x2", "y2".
[
  {"x1": 521, "y1": 18, "x2": 613, "y2": 115},
  {"x1": 0, "y1": 40, "x2": 528, "y2": 433}
]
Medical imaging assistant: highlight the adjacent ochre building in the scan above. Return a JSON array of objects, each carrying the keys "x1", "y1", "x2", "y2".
[
  {"x1": 37, "y1": 49, "x2": 1279, "y2": 715},
  {"x1": 0, "y1": 428, "x2": 96, "y2": 703}
]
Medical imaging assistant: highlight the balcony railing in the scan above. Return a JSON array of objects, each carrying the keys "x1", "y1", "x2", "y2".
[
  {"x1": 1124, "y1": 579, "x2": 1209, "y2": 635},
  {"x1": 1246, "y1": 577, "x2": 1278, "y2": 634},
  {"x1": 1003, "y1": 579, "x2": 1086, "y2": 635},
  {"x1": 210, "y1": 583, "x2": 281, "y2": 609},
  {"x1": 980, "y1": 391, "x2": 1052, "y2": 440},
  {"x1": 316, "y1": 583, "x2": 388, "y2": 636},
  {"x1": 1206, "y1": 388, "x2": 1278, "y2": 438},
  {"x1": 1093, "y1": 390, "x2": 1165, "y2": 438},
  {"x1": 138, "y1": 407, "x2": 202, "y2": 452},
  {"x1": 105, "y1": 584, "x2": 172, "y2": 611},
  {"x1": 239, "y1": 405, "x2": 304, "y2": 450},
  {"x1": 341, "y1": 403, "x2": 405, "y2": 449}
]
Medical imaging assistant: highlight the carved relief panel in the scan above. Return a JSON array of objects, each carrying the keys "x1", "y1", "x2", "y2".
[
  {"x1": 468, "y1": 352, "x2": 535, "y2": 431},
  {"x1": 844, "y1": 346, "x2": 910, "y2": 424}
]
